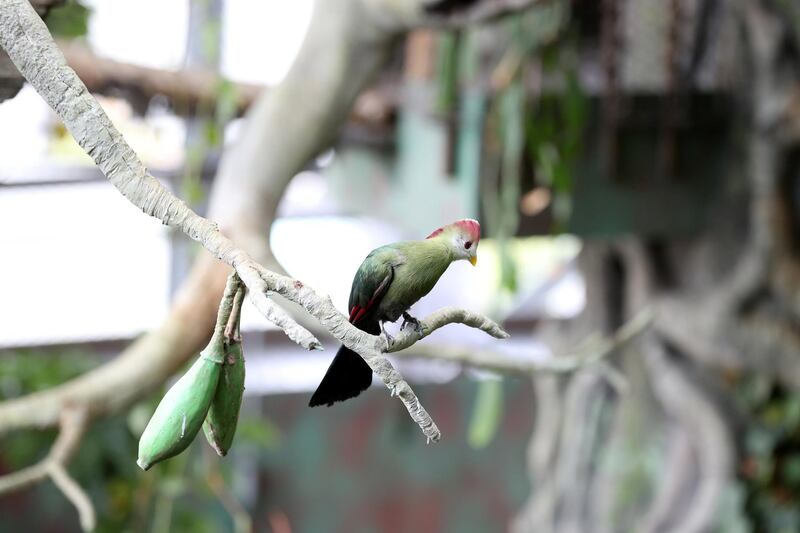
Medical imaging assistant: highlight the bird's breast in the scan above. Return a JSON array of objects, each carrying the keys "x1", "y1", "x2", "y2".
[{"x1": 378, "y1": 253, "x2": 450, "y2": 321}]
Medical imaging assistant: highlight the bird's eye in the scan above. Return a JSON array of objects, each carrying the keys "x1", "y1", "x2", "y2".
[{"x1": 465, "y1": 241, "x2": 473, "y2": 250}]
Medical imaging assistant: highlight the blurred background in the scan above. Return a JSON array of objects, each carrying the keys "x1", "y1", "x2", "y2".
[{"x1": 1, "y1": 0, "x2": 799, "y2": 531}]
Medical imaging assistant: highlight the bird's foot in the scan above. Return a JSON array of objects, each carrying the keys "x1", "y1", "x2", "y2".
[
  {"x1": 401, "y1": 312, "x2": 424, "y2": 335},
  {"x1": 380, "y1": 322, "x2": 394, "y2": 346}
]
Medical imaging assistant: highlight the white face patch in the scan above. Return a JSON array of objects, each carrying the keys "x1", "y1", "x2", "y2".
[{"x1": 450, "y1": 231, "x2": 477, "y2": 260}]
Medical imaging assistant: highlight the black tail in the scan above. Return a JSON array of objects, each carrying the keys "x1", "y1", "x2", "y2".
[{"x1": 308, "y1": 321, "x2": 377, "y2": 407}]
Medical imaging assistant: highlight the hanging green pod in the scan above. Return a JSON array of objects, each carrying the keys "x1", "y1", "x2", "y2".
[
  {"x1": 203, "y1": 339, "x2": 246, "y2": 456},
  {"x1": 137, "y1": 339, "x2": 224, "y2": 471}
]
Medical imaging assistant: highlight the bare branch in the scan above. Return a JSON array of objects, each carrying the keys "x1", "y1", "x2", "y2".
[
  {"x1": 387, "y1": 307, "x2": 510, "y2": 352},
  {"x1": 0, "y1": 0, "x2": 545, "y2": 448},
  {"x1": 0, "y1": 407, "x2": 95, "y2": 531},
  {"x1": 59, "y1": 40, "x2": 261, "y2": 116},
  {"x1": 0, "y1": 0, "x2": 384, "y2": 440},
  {"x1": 393, "y1": 307, "x2": 653, "y2": 375},
  {"x1": 643, "y1": 337, "x2": 733, "y2": 533},
  {"x1": 59, "y1": 40, "x2": 395, "y2": 128},
  {"x1": 49, "y1": 465, "x2": 95, "y2": 533},
  {"x1": 0, "y1": 461, "x2": 48, "y2": 494},
  {"x1": 251, "y1": 272, "x2": 521, "y2": 442},
  {"x1": 0, "y1": 0, "x2": 320, "y2": 351}
]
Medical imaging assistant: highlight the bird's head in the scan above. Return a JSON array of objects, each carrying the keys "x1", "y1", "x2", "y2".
[{"x1": 426, "y1": 219, "x2": 481, "y2": 265}]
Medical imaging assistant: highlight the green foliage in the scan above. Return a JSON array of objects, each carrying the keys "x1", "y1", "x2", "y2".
[
  {"x1": 44, "y1": 0, "x2": 90, "y2": 39},
  {"x1": 526, "y1": 68, "x2": 587, "y2": 229},
  {"x1": 444, "y1": 1, "x2": 586, "y2": 294},
  {"x1": 731, "y1": 374, "x2": 800, "y2": 532}
]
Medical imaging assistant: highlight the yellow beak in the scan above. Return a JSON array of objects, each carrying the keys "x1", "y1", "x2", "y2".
[{"x1": 469, "y1": 256, "x2": 478, "y2": 266}]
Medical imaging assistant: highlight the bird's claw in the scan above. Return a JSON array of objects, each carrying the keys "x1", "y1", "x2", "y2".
[
  {"x1": 380, "y1": 323, "x2": 394, "y2": 347},
  {"x1": 401, "y1": 312, "x2": 423, "y2": 335}
]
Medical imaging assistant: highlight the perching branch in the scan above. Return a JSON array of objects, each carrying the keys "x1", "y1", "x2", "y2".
[
  {"x1": 386, "y1": 307, "x2": 510, "y2": 352},
  {"x1": 0, "y1": 0, "x2": 544, "y2": 445},
  {"x1": 0, "y1": 0, "x2": 513, "y2": 443},
  {"x1": 250, "y1": 271, "x2": 513, "y2": 442},
  {"x1": 0, "y1": 407, "x2": 95, "y2": 532}
]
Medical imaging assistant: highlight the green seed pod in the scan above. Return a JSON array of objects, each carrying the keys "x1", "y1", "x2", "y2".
[
  {"x1": 137, "y1": 347, "x2": 223, "y2": 471},
  {"x1": 203, "y1": 340, "x2": 246, "y2": 456}
]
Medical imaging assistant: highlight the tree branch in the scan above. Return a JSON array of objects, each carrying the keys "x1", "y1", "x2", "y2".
[
  {"x1": 58, "y1": 40, "x2": 261, "y2": 116},
  {"x1": 386, "y1": 307, "x2": 510, "y2": 352},
  {"x1": 0, "y1": 407, "x2": 95, "y2": 531},
  {"x1": 394, "y1": 307, "x2": 653, "y2": 375},
  {"x1": 58, "y1": 40, "x2": 395, "y2": 128},
  {"x1": 643, "y1": 336, "x2": 733, "y2": 533},
  {"x1": 0, "y1": 0, "x2": 384, "y2": 440},
  {"x1": 1, "y1": 0, "x2": 320, "y2": 349},
  {"x1": 0, "y1": 0, "x2": 516, "y2": 444},
  {"x1": 0, "y1": 0, "x2": 554, "y2": 463}
]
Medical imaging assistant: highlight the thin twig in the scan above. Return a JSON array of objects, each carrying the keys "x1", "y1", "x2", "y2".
[
  {"x1": 0, "y1": 462, "x2": 49, "y2": 493},
  {"x1": 50, "y1": 464, "x2": 96, "y2": 533},
  {"x1": 0, "y1": 407, "x2": 95, "y2": 531}
]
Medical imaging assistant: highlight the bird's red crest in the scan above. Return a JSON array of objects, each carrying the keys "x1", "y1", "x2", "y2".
[{"x1": 426, "y1": 219, "x2": 481, "y2": 241}]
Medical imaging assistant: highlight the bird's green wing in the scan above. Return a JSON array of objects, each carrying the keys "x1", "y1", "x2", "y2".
[{"x1": 348, "y1": 246, "x2": 404, "y2": 324}]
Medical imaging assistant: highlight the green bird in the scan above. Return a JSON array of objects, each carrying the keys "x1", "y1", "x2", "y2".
[{"x1": 309, "y1": 219, "x2": 481, "y2": 407}]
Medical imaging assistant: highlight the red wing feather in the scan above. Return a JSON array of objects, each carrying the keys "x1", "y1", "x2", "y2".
[
  {"x1": 349, "y1": 296, "x2": 378, "y2": 324},
  {"x1": 348, "y1": 268, "x2": 394, "y2": 325}
]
